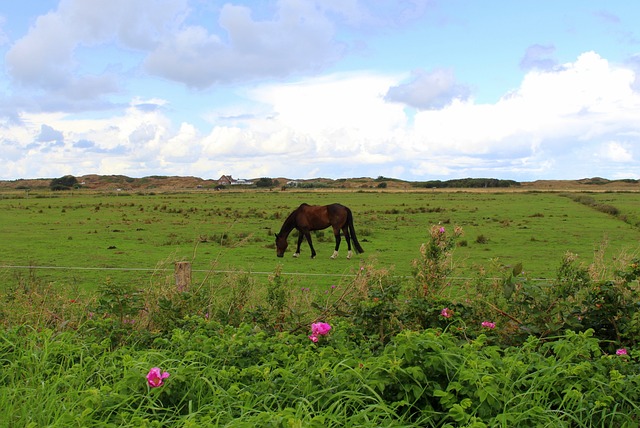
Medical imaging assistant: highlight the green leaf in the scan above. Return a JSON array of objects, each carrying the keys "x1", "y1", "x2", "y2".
[
  {"x1": 512, "y1": 262, "x2": 523, "y2": 277},
  {"x1": 448, "y1": 403, "x2": 469, "y2": 423}
]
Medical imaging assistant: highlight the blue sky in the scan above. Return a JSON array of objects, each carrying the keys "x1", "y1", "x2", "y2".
[{"x1": 1, "y1": 0, "x2": 639, "y2": 181}]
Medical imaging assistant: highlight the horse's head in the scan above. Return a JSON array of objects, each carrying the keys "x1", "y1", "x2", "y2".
[{"x1": 275, "y1": 233, "x2": 288, "y2": 257}]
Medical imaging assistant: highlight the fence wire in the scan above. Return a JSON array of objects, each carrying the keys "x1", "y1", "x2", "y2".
[{"x1": 0, "y1": 264, "x2": 556, "y2": 281}]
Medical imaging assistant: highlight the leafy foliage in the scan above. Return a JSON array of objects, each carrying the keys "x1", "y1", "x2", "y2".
[
  {"x1": 255, "y1": 177, "x2": 277, "y2": 188},
  {"x1": 49, "y1": 174, "x2": 79, "y2": 190},
  {"x1": 413, "y1": 178, "x2": 520, "y2": 188}
]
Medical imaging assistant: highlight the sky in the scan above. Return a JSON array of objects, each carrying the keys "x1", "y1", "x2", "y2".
[{"x1": 1, "y1": 1, "x2": 640, "y2": 182}]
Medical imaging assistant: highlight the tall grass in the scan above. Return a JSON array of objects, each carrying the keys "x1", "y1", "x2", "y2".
[{"x1": 2, "y1": 320, "x2": 639, "y2": 427}]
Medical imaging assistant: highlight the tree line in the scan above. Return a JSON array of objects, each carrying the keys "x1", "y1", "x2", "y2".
[{"x1": 413, "y1": 178, "x2": 520, "y2": 188}]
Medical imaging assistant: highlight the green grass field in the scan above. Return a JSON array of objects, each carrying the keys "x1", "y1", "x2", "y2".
[
  {"x1": 3, "y1": 188, "x2": 640, "y2": 427},
  {"x1": 1, "y1": 189, "x2": 639, "y2": 291}
]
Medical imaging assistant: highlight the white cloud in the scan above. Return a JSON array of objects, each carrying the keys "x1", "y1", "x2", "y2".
[
  {"x1": 144, "y1": 1, "x2": 342, "y2": 88},
  {"x1": 161, "y1": 123, "x2": 200, "y2": 162},
  {"x1": 253, "y1": 72, "x2": 406, "y2": 139},
  {"x1": 2, "y1": 48, "x2": 640, "y2": 181},
  {"x1": 411, "y1": 52, "x2": 640, "y2": 160},
  {"x1": 385, "y1": 68, "x2": 471, "y2": 110},
  {"x1": 519, "y1": 44, "x2": 557, "y2": 71},
  {"x1": 604, "y1": 141, "x2": 634, "y2": 162},
  {"x1": 4, "y1": 0, "x2": 187, "y2": 100},
  {"x1": 5, "y1": 0, "x2": 437, "y2": 100}
]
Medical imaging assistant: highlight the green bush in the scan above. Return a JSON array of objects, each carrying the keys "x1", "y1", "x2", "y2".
[{"x1": 49, "y1": 174, "x2": 79, "y2": 190}]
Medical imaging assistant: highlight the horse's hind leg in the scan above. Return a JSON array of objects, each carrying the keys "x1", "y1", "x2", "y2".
[
  {"x1": 341, "y1": 226, "x2": 353, "y2": 259},
  {"x1": 294, "y1": 233, "x2": 305, "y2": 257},
  {"x1": 304, "y1": 232, "x2": 317, "y2": 258},
  {"x1": 331, "y1": 226, "x2": 341, "y2": 259}
]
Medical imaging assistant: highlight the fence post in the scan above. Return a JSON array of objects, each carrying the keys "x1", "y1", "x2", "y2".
[{"x1": 175, "y1": 261, "x2": 192, "y2": 292}]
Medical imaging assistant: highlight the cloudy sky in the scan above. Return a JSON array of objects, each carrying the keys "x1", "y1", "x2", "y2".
[{"x1": 1, "y1": 1, "x2": 640, "y2": 182}]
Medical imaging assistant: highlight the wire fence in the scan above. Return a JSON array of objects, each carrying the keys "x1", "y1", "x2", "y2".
[
  {"x1": 0, "y1": 264, "x2": 358, "y2": 278},
  {"x1": 0, "y1": 264, "x2": 555, "y2": 282}
]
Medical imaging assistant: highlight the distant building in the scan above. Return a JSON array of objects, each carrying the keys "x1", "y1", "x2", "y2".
[
  {"x1": 217, "y1": 175, "x2": 253, "y2": 186},
  {"x1": 217, "y1": 175, "x2": 233, "y2": 186},
  {"x1": 232, "y1": 178, "x2": 252, "y2": 185}
]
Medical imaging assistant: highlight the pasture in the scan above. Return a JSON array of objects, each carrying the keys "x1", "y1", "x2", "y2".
[
  {"x1": 1, "y1": 188, "x2": 639, "y2": 291},
  {"x1": 3, "y1": 186, "x2": 640, "y2": 427}
]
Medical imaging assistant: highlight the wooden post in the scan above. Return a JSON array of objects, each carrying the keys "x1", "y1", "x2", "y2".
[{"x1": 175, "y1": 261, "x2": 191, "y2": 292}]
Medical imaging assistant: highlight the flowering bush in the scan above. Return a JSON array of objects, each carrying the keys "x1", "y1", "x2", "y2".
[{"x1": 412, "y1": 224, "x2": 463, "y2": 297}]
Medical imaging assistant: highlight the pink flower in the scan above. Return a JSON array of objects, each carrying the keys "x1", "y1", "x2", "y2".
[
  {"x1": 309, "y1": 322, "x2": 331, "y2": 343},
  {"x1": 481, "y1": 321, "x2": 496, "y2": 329},
  {"x1": 440, "y1": 308, "x2": 453, "y2": 318},
  {"x1": 616, "y1": 348, "x2": 628, "y2": 355},
  {"x1": 311, "y1": 322, "x2": 332, "y2": 336},
  {"x1": 439, "y1": 227, "x2": 445, "y2": 234},
  {"x1": 146, "y1": 367, "x2": 170, "y2": 388}
]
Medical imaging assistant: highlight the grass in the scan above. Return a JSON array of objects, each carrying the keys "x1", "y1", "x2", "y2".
[
  {"x1": 2, "y1": 190, "x2": 640, "y2": 427},
  {"x1": 0, "y1": 189, "x2": 639, "y2": 292},
  {"x1": 2, "y1": 321, "x2": 638, "y2": 427}
]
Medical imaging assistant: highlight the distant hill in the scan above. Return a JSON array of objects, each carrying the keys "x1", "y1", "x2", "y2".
[{"x1": 0, "y1": 174, "x2": 638, "y2": 192}]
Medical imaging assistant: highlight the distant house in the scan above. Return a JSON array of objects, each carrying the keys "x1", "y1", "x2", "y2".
[
  {"x1": 217, "y1": 175, "x2": 233, "y2": 186},
  {"x1": 232, "y1": 178, "x2": 253, "y2": 185},
  {"x1": 217, "y1": 175, "x2": 253, "y2": 186}
]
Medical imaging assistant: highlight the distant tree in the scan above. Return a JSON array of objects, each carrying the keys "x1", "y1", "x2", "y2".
[
  {"x1": 377, "y1": 182, "x2": 387, "y2": 188},
  {"x1": 49, "y1": 175, "x2": 79, "y2": 191},
  {"x1": 255, "y1": 177, "x2": 274, "y2": 188}
]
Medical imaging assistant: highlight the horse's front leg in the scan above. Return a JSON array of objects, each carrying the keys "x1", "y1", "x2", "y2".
[
  {"x1": 293, "y1": 232, "x2": 305, "y2": 257},
  {"x1": 304, "y1": 232, "x2": 317, "y2": 258}
]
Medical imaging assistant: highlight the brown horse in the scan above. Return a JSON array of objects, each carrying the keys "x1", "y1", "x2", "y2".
[{"x1": 275, "y1": 203, "x2": 364, "y2": 259}]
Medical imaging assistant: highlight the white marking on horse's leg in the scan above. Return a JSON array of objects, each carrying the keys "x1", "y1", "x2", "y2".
[
  {"x1": 293, "y1": 252, "x2": 300, "y2": 258},
  {"x1": 331, "y1": 250, "x2": 339, "y2": 259},
  {"x1": 347, "y1": 250, "x2": 353, "y2": 259}
]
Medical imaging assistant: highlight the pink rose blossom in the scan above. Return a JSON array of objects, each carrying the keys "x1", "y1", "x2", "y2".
[
  {"x1": 481, "y1": 321, "x2": 496, "y2": 329},
  {"x1": 146, "y1": 367, "x2": 170, "y2": 388},
  {"x1": 308, "y1": 334, "x2": 319, "y2": 343},
  {"x1": 311, "y1": 322, "x2": 332, "y2": 336},
  {"x1": 440, "y1": 308, "x2": 453, "y2": 318},
  {"x1": 616, "y1": 348, "x2": 628, "y2": 355}
]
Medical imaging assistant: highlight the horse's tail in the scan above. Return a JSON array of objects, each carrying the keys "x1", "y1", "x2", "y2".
[{"x1": 347, "y1": 208, "x2": 364, "y2": 254}]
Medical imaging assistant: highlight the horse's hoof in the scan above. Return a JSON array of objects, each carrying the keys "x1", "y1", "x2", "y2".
[
  {"x1": 331, "y1": 250, "x2": 339, "y2": 259},
  {"x1": 293, "y1": 253, "x2": 300, "y2": 258},
  {"x1": 347, "y1": 250, "x2": 353, "y2": 259}
]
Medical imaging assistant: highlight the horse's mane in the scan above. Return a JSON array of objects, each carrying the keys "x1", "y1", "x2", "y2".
[{"x1": 278, "y1": 203, "x2": 307, "y2": 236}]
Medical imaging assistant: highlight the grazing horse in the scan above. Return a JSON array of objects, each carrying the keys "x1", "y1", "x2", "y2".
[{"x1": 275, "y1": 203, "x2": 364, "y2": 259}]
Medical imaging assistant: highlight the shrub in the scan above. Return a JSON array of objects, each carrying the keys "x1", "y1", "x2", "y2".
[
  {"x1": 475, "y1": 234, "x2": 489, "y2": 244},
  {"x1": 49, "y1": 175, "x2": 79, "y2": 191}
]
